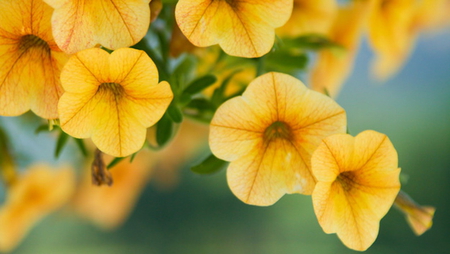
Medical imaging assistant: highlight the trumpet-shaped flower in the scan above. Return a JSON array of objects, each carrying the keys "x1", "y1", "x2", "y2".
[
  {"x1": 58, "y1": 48, "x2": 173, "y2": 157},
  {"x1": 175, "y1": 0, "x2": 293, "y2": 58},
  {"x1": 43, "y1": 0, "x2": 151, "y2": 54},
  {"x1": 0, "y1": 164, "x2": 75, "y2": 252},
  {"x1": 277, "y1": 0, "x2": 337, "y2": 37},
  {"x1": 312, "y1": 130, "x2": 401, "y2": 251},
  {"x1": 0, "y1": 0, "x2": 70, "y2": 119},
  {"x1": 368, "y1": 0, "x2": 418, "y2": 80},
  {"x1": 73, "y1": 151, "x2": 154, "y2": 229},
  {"x1": 210, "y1": 72, "x2": 346, "y2": 206},
  {"x1": 310, "y1": 0, "x2": 371, "y2": 97},
  {"x1": 394, "y1": 190, "x2": 435, "y2": 236}
]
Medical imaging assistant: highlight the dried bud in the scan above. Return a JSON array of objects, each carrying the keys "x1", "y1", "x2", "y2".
[{"x1": 91, "y1": 149, "x2": 113, "y2": 186}]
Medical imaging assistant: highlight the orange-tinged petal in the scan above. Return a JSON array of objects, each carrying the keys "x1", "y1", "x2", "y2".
[
  {"x1": 210, "y1": 72, "x2": 346, "y2": 206},
  {"x1": 0, "y1": 0, "x2": 70, "y2": 119},
  {"x1": 44, "y1": 0, "x2": 151, "y2": 54},
  {"x1": 310, "y1": 1, "x2": 372, "y2": 97},
  {"x1": 312, "y1": 131, "x2": 401, "y2": 251},
  {"x1": 368, "y1": 0, "x2": 418, "y2": 79},
  {"x1": 0, "y1": 164, "x2": 75, "y2": 252},
  {"x1": 277, "y1": 0, "x2": 337, "y2": 37},
  {"x1": 58, "y1": 48, "x2": 173, "y2": 157},
  {"x1": 175, "y1": 0, "x2": 293, "y2": 58}
]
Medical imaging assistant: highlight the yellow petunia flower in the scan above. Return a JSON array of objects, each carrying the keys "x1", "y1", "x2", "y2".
[
  {"x1": 277, "y1": 0, "x2": 337, "y2": 37},
  {"x1": 368, "y1": 0, "x2": 418, "y2": 80},
  {"x1": 312, "y1": 130, "x2": 401, "y2": 251},
  {"x1": 310, "y1": 0, "x2": 372, "y2": 98},
  {"x1": 0, "y1": 0, "x2": 70, "y2": 119},
  {"x1": 58, "y1": 48, "x2": 173, "y2": 157},
  {"x1": 175, "y1": 0, "x2": 293, "y2": 58},
  {"x1": 43, "y1": 0, "x2": 151, "y2": 54},
  {"x1": 0, "y1": 164, "x2": 75, "y2": 252},
  {"x1": 73, "y1": 151, "x2": 154, "y2": 230},
  {"x1": 394, "y1": 190, "x2": 435, "y2": 236},
  {"x1": 209, "y1": 72, "x2": 346, "y2": 206}
]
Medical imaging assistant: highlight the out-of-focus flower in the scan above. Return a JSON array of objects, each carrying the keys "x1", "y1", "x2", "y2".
[
  {"x1": 210, "y1": 72, "x2": 346, "y2": 206},
  {"x1": 169, "y1": 20, "x2": 198, "y2": 58},
  {"x1": 394, "y1": 190, "x2": 435, "y2": 236},
  {"x1": 312, "y1": 130, "x2": 401, "y2": 251},
  {"x1": 73, "y1": 151, "x2": 154, "y2": 230},
  {"x1": 44, "y1": 0, "x2": 151, "y2": 54},
  {"x1": 0, "y1": 164, "x2": 75, "y2": 252},
  {"x1": 150, "y1": 0, "x2": 163, "y2": 23},
  {"x1": 195, "y1": 47, "x2": 256, "y2": 97},
  {"x1": 148, "y1": 119, "x2": 209, "y2": 191},
  {"x1": 58, "y1": 48, "x2": 173, "y2": 157},
  {"x1": 175, "y1": 0, "x2": 293, "y2": 58},
  {"x1": 368, "y1": 0, "x2": 418, "y2": 80},
  {"x1": 277, "y1": 0, "x2": 337, "y2": 37},
  {"x1": 310, "y1": 0, "x2": 372, "y2": 97},
  {"x1": 0, "y1": 0, "x2": 70, "y2": 119}
]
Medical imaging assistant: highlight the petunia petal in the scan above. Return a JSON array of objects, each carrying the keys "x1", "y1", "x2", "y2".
[
  {"x1": 44, "y1": 0, "x2": 151, "y2": 54},
  {"x1": 175, "y1": 0, "x2": 293, "y2": 57},
  {"x1": 59, "y1": 48, "x2": 173, "y2": 157},
  {"x1": 312, "y1": 130, "x2": 401, "y2": 251},
  {"x1": 211, "y1": 72, "x2": 346, "y2": 205},
  {"x1": 0, "y1": 0, "x2": 69, "y2": 119}
]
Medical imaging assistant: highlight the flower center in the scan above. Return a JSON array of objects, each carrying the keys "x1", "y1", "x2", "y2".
[
  {"x1": 18, "y1": 34, "x2": 50, "y2": 52},
  {"x1": 263, "y1": 121, "x2": 292, "y2": 142},
  {"x1": 336, "y1": 171, "x2": 356, "y2": 192},
  {"x1": 98, "y1": 82, "x2": 124, "y2": 98}
]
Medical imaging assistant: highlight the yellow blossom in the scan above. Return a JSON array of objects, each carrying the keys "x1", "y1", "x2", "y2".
[
  {"x1": 310, "y1": 0, "x2": 372, "y2": 97},
  {"x1": 277, "y1": 0, "x2": 337, "y2": 37},
  {"x1": 209, "y1": 72, "x2": 346, "y2": 206},
  {"x1": 58, "y1": 48, "x2": 173, "y2": 157},
  {"x1": 0, "y1": 164, "x2": 75, "y2": 252},
  {"x1": 43, "y1": 0, "x2": 151, "y2": 54},
  {"x1": 0, "y1": 0, "x2": 70, "y2": 119},
  {"x1": 175, "y1": 0, "x2": 293, "y2": 58},
  {"x1": 368, "y1": 0, "x2": 418, "y2": 80},
  {"x1": 73, "y1": 151, "x2": 154, "y2": 230},
  {"x1": 312, "y1": 130, "x2": 401, "y2": 251},
  {"x1": 394, "y1": 190, "x2": 435, "y2": 236}
]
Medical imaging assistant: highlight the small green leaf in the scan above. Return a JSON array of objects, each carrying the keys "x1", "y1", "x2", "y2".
[
  {"x1": 156, "y1": 115, "x2": 173, "y2": 147},
  {"x1": 35, "y1": 124, "x2": 50, "y2": 134},
  {"x1": 107, "y1": 157, "x2": 126, "y2": 169},
  {"x1": 191, "y1": 153, "x2": 228, "y2": 175},
  {"x1": 129, "y1": 152, "x2": 138, "y2": 163},
  {"x1": 290, "y1": 34, "x2": 344, "y2": 51},
  {"x1": 183, "y1": 75, "x2": 217, "y2": 95},
  {"x1": 55, "y1": 131, "x2": 69, "y2": 158},
  {"x1": 167, "y1": 102, "x2": 183, "y2": 123},
  {"x1": 74, "y1": 138, "x2": 88, "y2": 157}
]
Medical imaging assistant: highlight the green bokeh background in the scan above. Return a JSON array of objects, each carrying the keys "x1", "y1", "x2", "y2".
[{"x1": 1, "y1": 31, "x2": 450, "y2": 254}]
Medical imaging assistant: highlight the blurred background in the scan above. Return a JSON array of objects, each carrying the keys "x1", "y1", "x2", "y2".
[{"x1": 1, "y1": 28, "x2": 449, "y2": 254}]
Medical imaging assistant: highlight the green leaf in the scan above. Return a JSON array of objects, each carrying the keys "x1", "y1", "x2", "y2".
[
  {"x1": 266, "y1": 50, "x2": 308, "y2": 72},
  {"x1": 74, "y1": 138, "x2": 88, "y2": 157},
  {"x1": 156, "y1": 115, "x2": 173, "y2": 147},
  {"x1": 167, "y1": 102, "x2": 183, "y2": 123},
  {"x1": 182, "y1": 75, "x2": 217, "y2": 95},
  {"x1": 107, "y1": 157, "x2": 126, "y2": 169},
  {"x1": 35, "y1": 124, "x2": 50, "y2": 134},
  {"x1": 289, "y1": 34, "x2": 344, "y2": 51},
  {"x1": 55, "y1": 131, "x2": 69, "y2": 158},
  {"x1": 191, "y1": 153, "x2": 228, "y2": 175}
]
